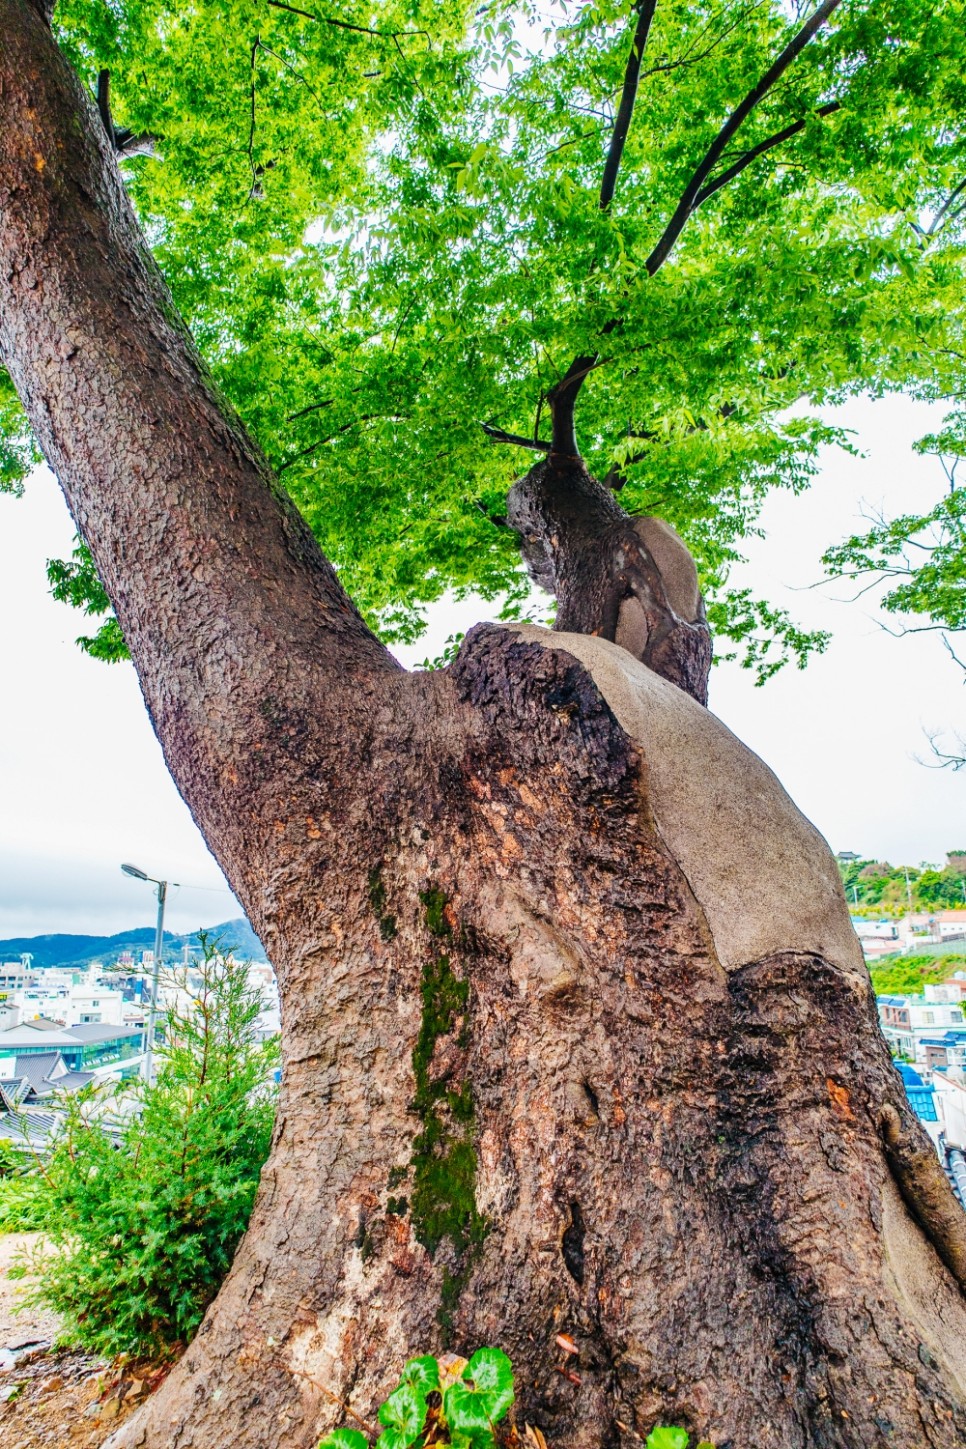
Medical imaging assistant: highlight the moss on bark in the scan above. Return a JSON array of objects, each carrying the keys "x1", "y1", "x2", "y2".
[{"x1": 408, "y1": 892, "x2": 487, "y2": 1341}]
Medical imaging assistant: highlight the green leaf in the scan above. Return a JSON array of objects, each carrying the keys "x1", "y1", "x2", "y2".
[
  {"x1": 318, "y1": 1431, "x2": 369, "y2": 1449},
  {"x1": 376, "y1": 1381, "x2": 426, "y2": 1449},
  {"x1": 443, "y1": 1347, "x2": 514, "y2": 1434},
  {"x1": 646, "y1": 1429, "x2": 690, "y2": 1449},
  {"x1": 399, "y1": 1355, "x2": 439, "y2": 1397},
  {"x1": 449, "y1": 1433, "x2": 495, "y2": 1449}
]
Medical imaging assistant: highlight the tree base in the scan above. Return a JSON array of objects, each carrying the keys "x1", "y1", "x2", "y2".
[{"x1": 105, "y1": 627, "x2": 966, "y2": 1449}]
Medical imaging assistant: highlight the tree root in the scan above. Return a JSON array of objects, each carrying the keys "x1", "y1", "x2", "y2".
[{"x1": 880, "y1": 1101, "x2": 966, "y2": 1290}]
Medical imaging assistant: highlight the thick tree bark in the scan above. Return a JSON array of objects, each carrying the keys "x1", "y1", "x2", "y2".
[
  {"x1": 507, "y1": 460, "x2": 712, "y2": 706},
  {"x1": 3, "y1": 6, "x2": 966, "y2": 1449}
]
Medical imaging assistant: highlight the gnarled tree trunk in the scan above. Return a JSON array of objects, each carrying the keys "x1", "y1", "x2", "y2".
[
  {"x1": 506, "y1": 459, "x2": 712, "y2": 705},
  {"x1": 2, "y1": 6, "x2": 966, "y2": 1447}
]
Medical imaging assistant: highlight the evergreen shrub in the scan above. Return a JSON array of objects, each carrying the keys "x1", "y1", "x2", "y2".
[{"x1": 15, "y1": 937, "x2": 278, "y2": 1355}]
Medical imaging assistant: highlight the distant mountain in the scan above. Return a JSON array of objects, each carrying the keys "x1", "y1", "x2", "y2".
[{"x1": 0, "y1": 918, "x2": 267, "y2": 970}]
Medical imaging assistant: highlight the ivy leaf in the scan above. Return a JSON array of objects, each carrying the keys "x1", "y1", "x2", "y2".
[
  {"x1": 318, "y1": 1431, "x2": 370, "y2": 1449},
  {"x1": 376, "y1": 1381, "x2": 426, "y2": 1449},
  {"x1": 646, "y1": 1429, "x2": 690, "y2": 1449},
  {"x1": 443, "y1": 1347, "x2": 514, "y2": 1434}
]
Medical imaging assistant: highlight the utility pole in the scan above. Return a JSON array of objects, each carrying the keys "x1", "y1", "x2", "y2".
[{"x1": 121, "y1": 863, "x2": 174, "y2": 1084}]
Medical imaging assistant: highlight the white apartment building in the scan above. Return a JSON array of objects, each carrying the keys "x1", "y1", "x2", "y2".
[{"x1": 877, "y1": 990, "x2": 965, "y2": 1063}]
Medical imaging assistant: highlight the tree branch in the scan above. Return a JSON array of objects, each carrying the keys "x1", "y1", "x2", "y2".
[
  {"x1": 95, "y1": 69, "x2": 158, "y2": 158},
  {"x1": 599, "y1": 0, "x2": 659, "y2": 211},
  {"x1": 543, "y1": 2, "x2": 838, "y2": 462},
  {"x1": 278, "y1": 414, "x2": 407, "y2": 470},
  {"x1": 265, "y1": 0, "x2": 429, "y2": 43},
  {"x1": 694, "y1": 99, "x2": 840, "y2": 205},
  {"x1": 926, "y1": 175, "x2": 966, "y2": 237},
  {"x1": 480, "y1": 422, "x2": 551, "y2": 453},
  {"x1": 547, "y1": 353, "x2": 603, "y2": 458},
  {"x1": 645, "y1": 0, "x2": 843, "y2": 275}
]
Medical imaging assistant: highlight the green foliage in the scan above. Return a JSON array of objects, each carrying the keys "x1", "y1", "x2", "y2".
[
  {"x1": 443, "y1": 1346, "x2": 514, "y2": 1437},
  {"x1": 47, "y1": 540, "x2": 131, "y2": 662},
  {"x1": 0, "y1": 1143, "x2": 50, "y2": 1231},
  {"x1": 415, "y1": 634, "x2": 466, "y2": 672},
  {"x1": 705, "y1": 589, "x2": 829, "y2": 686},
  {"x1": 823, "y1": 459, "x2": 965, "y2": 680},
  {"x1": 0, "y1": 368, "x2": 38, "y2": 496},
  {"x1": 17, "y1": 937, "x2": 278, "y2": 1356},
  {"x1": 315, "y1": 1354, "x2": 712, "y2": 1449},
  {"x1": 13, "y1": 0, "x2": 966, "y2": 676},
  {"x1": 318, "y1": 1348, "x2": 514, "y2": 1449},
  {"x1": 869, "y1": 954, "x2": 966, "y2": 996},
  {"x1": 320, "y1": 1432, "x2": 369, "y2": 1449},
  {"x1": 645, "y1": 1431, "x2": 689, "y2": 1449}
]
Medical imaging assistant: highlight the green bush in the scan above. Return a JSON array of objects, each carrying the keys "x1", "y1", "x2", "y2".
[
  {"x1": 0, "y1": 1141, "x2": 49, "y2": 1230},
  {"x1": 16, "y1": 937, "x2": 278, "y2": 1356}
]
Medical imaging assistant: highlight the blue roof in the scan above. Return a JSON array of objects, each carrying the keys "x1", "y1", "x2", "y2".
[
  {"x1": 898, "y1": 1063, "x2": 925, "y2": 1086},
  {"x1": 906, "y1": 1087, "x2": 939, "y2": 1123}
]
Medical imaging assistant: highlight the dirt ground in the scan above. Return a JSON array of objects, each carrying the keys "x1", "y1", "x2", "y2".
[
  {"x1": 0, "y1": 1234, "x2": 62, "y2": 1348},
  {"x1": 0, "y1": 1233, "x2": 166, "y2": 1449}
]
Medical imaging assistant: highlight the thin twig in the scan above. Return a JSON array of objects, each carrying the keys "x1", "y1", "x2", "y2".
[
  {"x1": 927, "y1": 176, "x2": 966, "y2": 236},
  {"x1": 266, "y1": 0, "x2": 429, "y2": 43},
  {"x1": 255, "y1": 38, "x2": 328, "y2": 114},
  {"x1": 636, "y1": 0, "x2": 769, "y2": 86},
  {"x1": 278, "y1": 414, "x2": 404, "y2": 471},
  {"x1": 286, "y1": 398, "x2": 335, "y2": 423}
]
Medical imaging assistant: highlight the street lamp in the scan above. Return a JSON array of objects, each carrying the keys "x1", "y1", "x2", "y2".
[{"x1": 121, "y1": 863, "x2": 175, "y2": 1083}]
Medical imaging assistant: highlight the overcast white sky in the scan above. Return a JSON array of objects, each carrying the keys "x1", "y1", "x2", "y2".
[{"x1": 0, "y1": 391, "x2": 963, "y2": 939}]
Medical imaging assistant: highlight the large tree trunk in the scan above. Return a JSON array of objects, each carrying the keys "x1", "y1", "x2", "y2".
[{"x1": 3, "y1": 6, "x2": 966, "y2": 1447}]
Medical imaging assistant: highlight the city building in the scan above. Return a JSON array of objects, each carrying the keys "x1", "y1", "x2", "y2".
[
  {"x1": 0, "y1": 1020, "x2": 144, "y2": 1077},
  {"x1": 877, "y1": 989, "x2": 965, "y2": 1063}
]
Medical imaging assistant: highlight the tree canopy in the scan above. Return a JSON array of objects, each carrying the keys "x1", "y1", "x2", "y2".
[{"x1": 5, "y1": 0, "x2": 966, "y2": 679}]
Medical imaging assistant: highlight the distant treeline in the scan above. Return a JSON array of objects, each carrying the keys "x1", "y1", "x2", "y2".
[{"x1": 838, "y1": 852, "x2": 966, "y2": 911}]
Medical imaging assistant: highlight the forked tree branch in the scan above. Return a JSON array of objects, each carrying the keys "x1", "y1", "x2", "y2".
[
  {"x1": 599, "y1": 0, "x2": 659, "y2": 211},
  {"x1": 547, "y1": 353, "x2": 604, "y2": 457},
  {"x1": 694, "y1": 99, "x2": 840, "y2": 205},
  {"x1": 644, "y1": 0, "x2": 843, "y2": 273},
  {"x1": 516, "y1": 1, "x2": 659, "y2": 457},
  {"x1": 536, "y1": 0, "x2": 843, "y2": 461},
  {"x1": 925, "y1": 176, "x2": 966, "y2": 237}
]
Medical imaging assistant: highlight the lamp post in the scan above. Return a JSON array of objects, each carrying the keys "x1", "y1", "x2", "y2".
[{"x1": 121, "y1": 863, "x2": 174, "y2": 1084}]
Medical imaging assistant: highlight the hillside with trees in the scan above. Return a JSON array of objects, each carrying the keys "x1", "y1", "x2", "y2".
[
  {"x1": 0, "y1": 919, "x2": 267, "y2": 970},
  {"x1": 838, "y1": 849, "x2": 966, "y2": 911}
]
